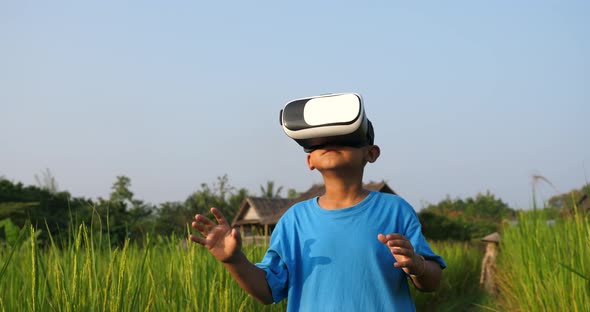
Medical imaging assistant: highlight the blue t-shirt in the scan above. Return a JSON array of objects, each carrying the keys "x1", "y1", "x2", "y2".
[{"x1": 256, "y1": 191, "x2": 446, "y2": 312}]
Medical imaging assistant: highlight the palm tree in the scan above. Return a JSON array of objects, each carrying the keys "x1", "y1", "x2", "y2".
[{"x1": 260, "y1": 181, "x2": 283, "y2": 199}]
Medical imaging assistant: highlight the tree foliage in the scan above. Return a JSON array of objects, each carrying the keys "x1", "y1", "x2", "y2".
[
  {"x1": 93, "y1": 175, "x2": 155, "y2": 245},
  {"x1": 422, "y1": 191, "x2": 515, "y2": 222},
  {"x1": 546, "y1": 183, "x2": 590, "y2": 215},
  {"x1": 0, "y1": 178, "x2": 92, "y2": 245},
  {"x1": 1, "y1": 173, "x2": 256, "y2": 247},
  {"x1": 418, "y1": 191, "x2": 516, "y2": 241},
  {"x1": 260, "y1": 181, "x2": 283, "y2": 199},
  {"x1": 151, "y1": 175, "x2": 249, "y2": 237},
  {"x1": 287, "y1": 188, "x2": 299, "y2": 199}
]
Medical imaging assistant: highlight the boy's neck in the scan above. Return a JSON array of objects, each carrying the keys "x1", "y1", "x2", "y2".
[{"x1": 317, "y1": 173, "x2": 369, "y2": 210}]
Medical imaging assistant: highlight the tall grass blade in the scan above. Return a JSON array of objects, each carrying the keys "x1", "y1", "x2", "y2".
[
  {"x1": 559, "y1": 262, "x2": 590, "y2": 281},
  {"x1": 0, "y1": 224, "x2": 27, "y2": 282}
]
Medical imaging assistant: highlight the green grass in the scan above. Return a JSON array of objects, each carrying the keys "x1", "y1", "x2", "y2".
[
  {"x1": 1, "y1": 222, "x2": 487, "y2": 312},
  {"x1": 2, "y1": 209, "x2": 587, "y2": 311},
  {"x1": 412, "y1": 241, "x2": 492, "y2": 312},
  {"x1": 495, "y1": 206, "x2": 590, "y2": 311},
  {"x1": 0, "y1": 224, "x2": 286, "y2": 312}
]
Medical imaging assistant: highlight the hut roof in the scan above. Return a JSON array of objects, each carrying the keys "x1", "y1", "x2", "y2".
[{"x1": 231, "y1": 197, "x2": 295, "y2": 226}]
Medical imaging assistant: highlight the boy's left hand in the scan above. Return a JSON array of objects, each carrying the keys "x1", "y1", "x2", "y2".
[{"x1": 377, "y1": 233, "x2": 424, "y2": 276}]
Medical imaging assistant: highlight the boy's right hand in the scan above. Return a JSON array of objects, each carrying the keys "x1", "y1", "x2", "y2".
[{"x1": 189, "y1": 207, "x2": 242, "y2": 263}]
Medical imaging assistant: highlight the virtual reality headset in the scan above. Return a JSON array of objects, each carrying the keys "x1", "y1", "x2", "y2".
[{"x1": 279, "y1": 93, "x2": 374, "y2": 152}]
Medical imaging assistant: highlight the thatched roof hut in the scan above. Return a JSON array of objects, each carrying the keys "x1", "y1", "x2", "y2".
[{"x1": 231, "y1": 197, "x2": 294, "y2": 229}]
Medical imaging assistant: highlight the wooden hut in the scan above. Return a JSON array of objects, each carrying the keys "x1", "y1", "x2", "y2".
[{"x1": 231, "y1": 197, "x2": 294, "y2": 243}]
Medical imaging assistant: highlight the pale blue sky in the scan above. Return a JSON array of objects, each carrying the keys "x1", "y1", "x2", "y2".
[{"x1": 1, "y1": 1, "x2": 588, "y2": 209}]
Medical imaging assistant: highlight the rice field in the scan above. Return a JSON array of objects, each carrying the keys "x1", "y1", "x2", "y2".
[
  {"x1": 1, "y1": 207, "x2": 587, "y2": 311},
  {"x1": 496, "y1": 207, "x2": 590, "y2": 311},
  {"x1": 411, "y1": 241, "x2": 488, "y2": 311},
  {"x1": 0, "y1": 224, "x2": 483, "y2": 312},
  {"x1": 0, "y1": 225, "x2": 286, "y2": 312}
]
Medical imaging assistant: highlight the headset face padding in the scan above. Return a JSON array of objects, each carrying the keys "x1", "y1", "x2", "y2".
[{"x1": 280, "y1": 93, "x2": 374, "y2": 152}]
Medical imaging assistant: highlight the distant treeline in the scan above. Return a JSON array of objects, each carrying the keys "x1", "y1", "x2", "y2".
[
  {"x1": 0, "y1": 174, "x2": 251, "y2": 246},
  {"x1": 1, "y1": 173, "x2": 587, "y2": 247}
]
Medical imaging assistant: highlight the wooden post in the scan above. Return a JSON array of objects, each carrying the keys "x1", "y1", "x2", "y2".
[{"x1": 480, "y1": 232, "x2": 501, "y2": 297}]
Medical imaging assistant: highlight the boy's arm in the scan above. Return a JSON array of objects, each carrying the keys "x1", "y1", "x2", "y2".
[
  {"x1": 406, "y1": 255, "x2": 442, "y2": 292},
  {"x1": 190, "y1": 208, "x2": 274, "y2": 304},
  {"x1": 377, "y1": 233, "x2": 443, "y2": 292},
  {"x1": 220, "y1": 251, "x2": 274, "y2": 304}
]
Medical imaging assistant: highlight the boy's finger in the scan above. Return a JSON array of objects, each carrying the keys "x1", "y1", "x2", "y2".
[
  {"x1": 391, "y1": 247, "x2": 412, "y2": 257},
  {"x1": 393, "y1": 259, "x2": 413, "y2": 268},
  {"x1": 189, "y1": 234, "x2": 206, "y2": 245},
  {"x1": 386, "y1": 233, "x2": 406, "y2": 240},
  {"x1": 192, "y1": 221, "x2": 208, "y2": 235},
  {"x1": 387, "y1": 239, "x2": 412, "y2": 249},
  {"x1": 195, "y1": 214, "x2": 216, "y2": 227},
  {"x1": 211, "y1": 207, "x2": 229, "y2": 226},
  {"x1": 231, "y1": 228, "x2": 241, "y2": 238}
]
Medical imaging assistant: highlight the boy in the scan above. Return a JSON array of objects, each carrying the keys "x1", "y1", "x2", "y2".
[{"x1": 190, "y1": 93, "x2": 446, "y2": 311}]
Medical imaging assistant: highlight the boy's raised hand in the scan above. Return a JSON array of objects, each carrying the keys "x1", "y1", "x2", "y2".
[
  {"x1": 377, "y1": 233, "x2": 424, "y2": 276},
  {"x1": 190, "y1": 207, "x2": 242, "y2": 263}
]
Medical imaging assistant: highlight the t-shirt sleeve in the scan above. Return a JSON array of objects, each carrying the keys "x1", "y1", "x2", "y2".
[
  {"x1": 255, "y1": 222, "x2": 290, "y2": 303},
  {"x1": 403, "y1": 203, "x2": 447, "y2": 269}
]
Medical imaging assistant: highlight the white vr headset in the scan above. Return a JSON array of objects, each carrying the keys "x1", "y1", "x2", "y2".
[{"x1": 280, "y1": 93, "x2": 374, "y2": 152}]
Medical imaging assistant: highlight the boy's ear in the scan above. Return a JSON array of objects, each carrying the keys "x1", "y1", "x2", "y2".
[
  {"x1": 306, "y1": 153, "x2": 316, "y2": 170},
  {"x1": 365, "y1": 145, "x2": 381, "y2": 163}
]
